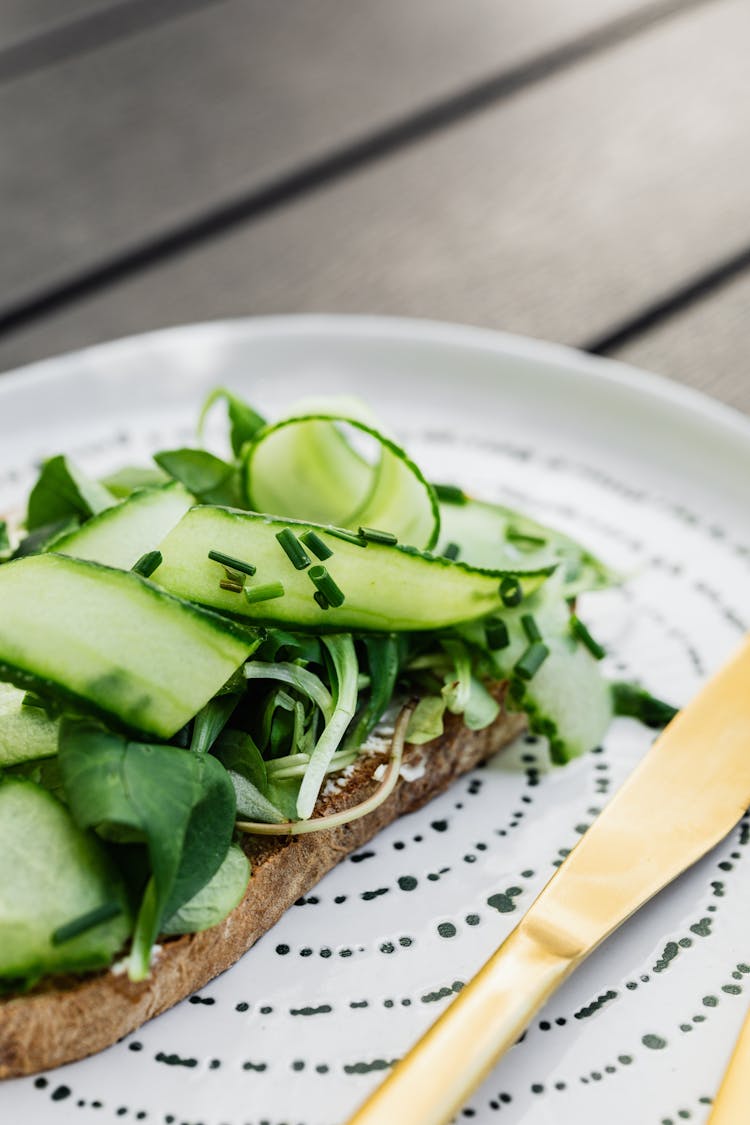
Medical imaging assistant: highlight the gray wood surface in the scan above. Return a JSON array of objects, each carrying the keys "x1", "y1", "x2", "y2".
[
  {"x1": 1, "y1": 0, "x2": 748, "y2": 395},
  {"x1": 612, "y1": 274, "x2": 750, "y2": 414},
  {"x1": 0, "y1": 2, "x2": 106, "y2": 47},
  {"x1": 0, "y1": 0, "x2": 673, "y2": 305}
]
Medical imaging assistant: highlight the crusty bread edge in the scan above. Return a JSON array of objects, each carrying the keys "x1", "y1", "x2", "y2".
[{"x1": 0, "y1": 703, "x2": 525, "y2": 1079}]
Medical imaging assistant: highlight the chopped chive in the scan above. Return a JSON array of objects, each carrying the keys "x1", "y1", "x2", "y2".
[
  {"x1": 0, "y1": 520, "x2": 9, "y2": 552},
  {"x1": 570, "y1": 615, "x2": 606, "y2": 660},
  {"x1": 219, "y1": 578, "x2": 244, "y2": 593},
  {"x1": 131, "y1": 550, "x2": 162, "y2": 578},
  {"x1": 442, "y1": 542, "x2": 460, "y2": 561},
  {"x1": 507, "y1": 526, "x2": 547, "y2": 548},
  {"x1": 313, "y1": 590, "x2": 330, "y2": 611},
  {"x1": 323, "y1": 526, "x2": 367, "y2": 547},
  {"x1": 358, "y1": 526, "x2": 398, "y2": 545},
  {"x1": 521, "y1": 613, "x2": 541, "y2": 643},
  {"x1": 244, "y1": 581, "x2": 285, "y2": 605},
  {"x1": 52, "y1": 901, "x2": 122, "y2": 946},
  {"x1": 508, "y1": 676, "x2": 526, "y2": 703},
  {"x1": 514, "y1": 641, "x2": 550, "y2": 682},
  {"x1": 486, "y1": 619, "x2": 510, "y2": 651},
  {"x1": 208, "y1": 550, "x2": 257, "y2": 577},
  {"x1": 308, "y1": 565, "x2": 345, "y2": 608},
  {"x1": 499, "y1": 575, "x2": 523, "y2": 607},
  {"x1": 300, "y1": 530, "x2": 333, "y2": 560},
  {"x1": 549, "y1": 739, "x2": 568, "y2": 765},
  {"x1": 276, "y1": 528, "x2": 311, "y2": 570},
  {"x1": 612, "y1": 682, "x2": 678, "y2": 729},
  {"x1": 433, "y1": 483, "x2": 467, "y2": 505},
  {"x1": 21, "y1": 692, "x2": 45, "y2": 710}
]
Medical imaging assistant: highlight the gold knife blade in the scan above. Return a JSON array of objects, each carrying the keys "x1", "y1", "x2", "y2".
[
  {"x1": 708, "y1": 1002, "x2": 750, "y2": 1122},
  {"x1": 347, "y1": 637, "x2": 750, "y2": 1125}
]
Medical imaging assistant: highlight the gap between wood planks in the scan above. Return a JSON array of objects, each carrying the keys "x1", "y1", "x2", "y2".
[
  {"x1": 585, "y1": 244, "x2": 750, "y2": 356},
  {"x1": 0, "y1": 0, "x2": 224, "y2": 86},
  {"x1": 0, "y1": 0, "x2": 722, "y2": 341}
]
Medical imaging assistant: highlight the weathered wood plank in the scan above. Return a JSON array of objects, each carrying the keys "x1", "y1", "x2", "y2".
[
  {"x1": 609, "y1": 273, "x2": 750, "y2": 414},
  {"x1": 0, "y1": 0, "x2": 747, "y2": 386},
  {"x1": 0, "y1": 0, "x2": 674, "y2": 304},
  {"x1": 0, "y1": 3, "x2": 104, "y2": 48}
]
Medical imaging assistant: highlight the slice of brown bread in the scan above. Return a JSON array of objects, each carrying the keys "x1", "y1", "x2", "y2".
[{"x1": 0, "y1": 702, "x2": 525, "y2": 1079}]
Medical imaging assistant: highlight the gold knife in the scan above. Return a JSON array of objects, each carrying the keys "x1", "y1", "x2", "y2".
[
  {"x1": 347, "y1": 637, "x2": 750, "y2": 1125},
  {"x1": 707, "y1": 1004, "x2": 750, "y2": 1122}
]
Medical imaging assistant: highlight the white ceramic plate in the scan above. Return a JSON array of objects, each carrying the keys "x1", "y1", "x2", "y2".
[{"x1": 2, "y1": 315, "x2": 750, "y2": 1125}]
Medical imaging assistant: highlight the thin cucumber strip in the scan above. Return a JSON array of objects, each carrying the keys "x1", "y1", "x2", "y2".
[
  {"x1": 246, "y1": 417, "x2": 370, "y2": 526},
  {"x1": 463, "y1": 575, "x2": 612, "y2": 760},
  {"x1": 0, "y1": 554, "x2": 257, "y2": 738},
  {"x1": 153, "y1": 507, "x2": 553, "y2": 632},
  {"x1": 0, "y1": 779, "x2": 131, "y2": 980},
  {"x1": 0, "y1": 682, "x2": 58, "y2": 766},
  {"x1": 49, "y1": 482, "x2": 193, "y2": 569},
  {"x1": 245, "y1": 411, "x2": 439, "y2": 550},
  {"x1": 438, "y1": 496, "x2": 617, "y2": 596}
]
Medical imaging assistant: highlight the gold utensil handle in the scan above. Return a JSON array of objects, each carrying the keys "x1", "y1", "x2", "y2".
[
  {"x1": 347, "y1": 924, "x2": 573, "y2": 1125},
  {"x1": 708, "y1": 1006, "x2": 750, "y2": 1123}
]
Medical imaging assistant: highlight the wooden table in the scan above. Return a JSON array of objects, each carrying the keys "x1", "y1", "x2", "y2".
[{"x1": 0, "y1": 0, "x2": 748, "y2": 414}]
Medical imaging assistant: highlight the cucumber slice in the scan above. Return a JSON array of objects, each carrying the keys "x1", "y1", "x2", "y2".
[
  {"x1": 153, "y1": 507, "x2": 553, "y2": 631},
  {"x1": 49, "y1": 482, "x2": 193, "y2": 569},
  {"x1": 439, "y1": 497, "x2": 617, "y2": 597},
  {"x1": 0, "y1": 779, "x2": 130, "y2": 980},
  {"x1": 245, "y1": 408, "x2": 439, "y2": 549},
  {"x1": 0, "y1": 682, "x2": 58, "y2": 766},
  {"x1": 0, "y1": 554, "x2": 257, "y2": 738},
  {"x1": 465, "y1": 576, "x2": 612, "y2": 760}
]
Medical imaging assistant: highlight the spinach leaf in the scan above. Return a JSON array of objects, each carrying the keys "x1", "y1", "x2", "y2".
[
  {"x1": 58, "y1": 719, "x2": 236, "y2": 979},
  {"x1": 611, "y1": 682, "x2": 678, "y2": 728},
  {"x1": 215, "y1": 729, "x2": 268, "y2": 792},
  {"x1": 100, "y1": 465, "x2": 170, "y2": 498},
  {"x1": 214, "y1": 729, "x2": 286, "y2": 824},
  {"x1": 154, "y1": 448, "x2": 243, "y2": 507},
  {"x1": 26, "y1": 455, "x2": 115, "y2": 531},
  {"x1": 199, "y1": 387, "x2": 266, "y2": 458},
  {"x1": 161, "y1": 844, "x2": 250, "y2": 934}
]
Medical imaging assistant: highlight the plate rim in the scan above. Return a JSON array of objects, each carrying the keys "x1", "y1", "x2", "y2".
[
  {"x1": 1, "y1": 312, "x2": 748, "y2": 446},
  {"x1": 1, "y1": 313, "x2": 748, "y2": 1124}
]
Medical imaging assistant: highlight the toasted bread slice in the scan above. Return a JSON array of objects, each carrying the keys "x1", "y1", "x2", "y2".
[{"x1": 0, "y1": 703, "x2": 525, "y2": 1078}]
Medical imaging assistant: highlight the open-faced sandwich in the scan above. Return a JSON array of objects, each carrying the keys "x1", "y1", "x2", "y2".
[{"x1": 0, "y1": 391, "x2": 673, "y2": 1077}]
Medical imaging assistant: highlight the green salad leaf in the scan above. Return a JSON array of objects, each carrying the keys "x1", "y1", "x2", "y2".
[
  {"x1": 0, "y1": 384, "x2": 674, "y2": 991},
  {"x1": 154, "y1": 448, "x2": 244, "y2": 508},
  {"x1": 58, "y1": 719, "x2": 236, "y2": 979},
  {"x1": 26, "y1": 454, "x2": 115, "y2": 532},
  {"x1": 199, "y1": 387, "x2": 266, "y2": 458},
  {"x1": 161, "y1": 843, "x2": 250, "y2": 934}
]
